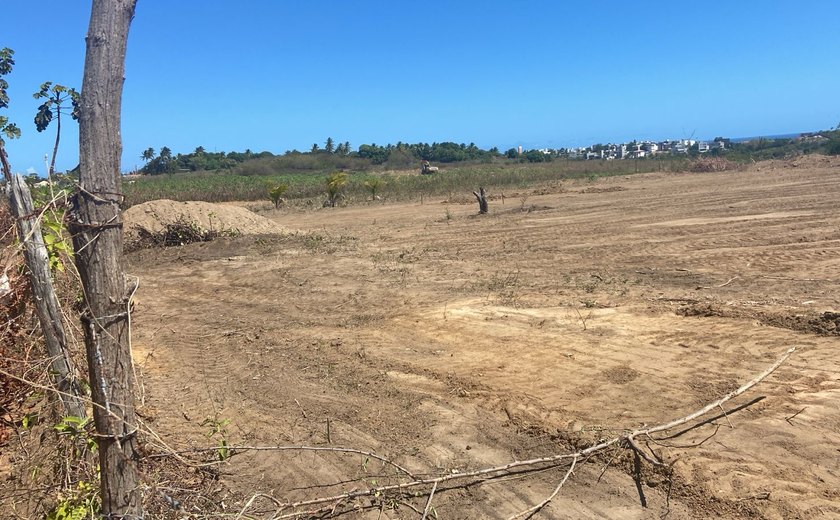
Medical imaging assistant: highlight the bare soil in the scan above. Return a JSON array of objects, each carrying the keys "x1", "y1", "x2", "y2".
[
  {"x1": 123, "y1": 199, "x2": 281, "y2": 245},
  {"x1": 127, "y1": 157, "x2": 840, "y2": 519}
]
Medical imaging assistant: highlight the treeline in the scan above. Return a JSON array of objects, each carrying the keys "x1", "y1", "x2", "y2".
[
  {"x1": 139, "y1": 146, "x2": 274, "y2": 175},
  {"x1": 357, "y1": 142, "x2": 501, "y2": 164},
  {"x1": 137, "y1": 138, "x2": 557, "y2": 176},
  {"x1": 721, "y1": 126, "x2": 840, "y2": 161}
]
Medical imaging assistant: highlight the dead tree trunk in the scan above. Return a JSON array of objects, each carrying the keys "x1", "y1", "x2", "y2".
[
  {"x1": 473, "y1": 187, "x2": 488, "y2": 214},
  {"x1": 7, "y1": 175, "x2": 86, "y2": 419},
  {"x1": 68, "y1": 0, "x2": 141, "y2": 516}
]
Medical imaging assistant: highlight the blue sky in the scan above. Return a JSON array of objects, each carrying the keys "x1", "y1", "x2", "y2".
[{"x1": 3, "y1": 1, "x2": 839, "y2": 174}]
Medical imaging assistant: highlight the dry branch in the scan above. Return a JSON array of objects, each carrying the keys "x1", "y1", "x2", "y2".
[
  {"x1": 507, "y1": 456, "x2": 577, "y2": 520},
  {"x1": 146, "y1": 445, "x2": 417, "y2": 479},
  {"x1": 420, "y1": 481, "x2": 437, "y2": 520},
  {"x1": 231, "y1": 346, "x2": 795, "y2": 518},
  {"x1": 1, "y1": 341, "x2": 796, "y2": 519},
  {"x1": 7, "y1": 175, "x2": 86, "y2": 418}
]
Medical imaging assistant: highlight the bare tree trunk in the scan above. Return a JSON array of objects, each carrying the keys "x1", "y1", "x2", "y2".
[
  {"x1": 7, "y1": 175, "x2": 86, "y2": 419},
  {"x1": 49, "y1": 108, "x2": 60, "y2": 177},
  {"x1": 473, "y1": 187, "x2": 488, "y2": 214},
  {"x1": 68, "y1": 0, "x2": 141, "y2": 516}
]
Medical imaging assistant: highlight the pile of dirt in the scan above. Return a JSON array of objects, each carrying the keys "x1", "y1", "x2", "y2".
[
  {"x1": 678, "y1": 303, "x2": 840, "y2": 336},
  {"x1": 123, "y1": 200, "x2": 280, "y2": 248},
  {"x1": 689, "y1": 157, "x2": 740, "y2": 173},
  {"x1": 748, "y1": 153, "x2": 840, "y2": 172}
]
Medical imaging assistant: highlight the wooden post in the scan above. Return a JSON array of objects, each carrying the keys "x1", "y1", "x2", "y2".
[
  {"x1": 473, "y1": 186, "x2": 488, "y2": 214},
  {"x1": 69, "y1": 0, "x2": 141, "y2": 516},
  {"x1": 6, "y1": 177, "x2": 86, "y2": 419}
]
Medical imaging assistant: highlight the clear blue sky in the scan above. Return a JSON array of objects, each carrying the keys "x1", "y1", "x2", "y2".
[{"x1": 3, "y1": 1, "x2": 839, "y2": 174}]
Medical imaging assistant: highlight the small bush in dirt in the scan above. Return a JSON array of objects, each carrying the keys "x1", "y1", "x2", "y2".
[
  {"x1": 690, "y1": 157, "x2": 738, "y2": 173},
  {"x1": 324, "y1": 171, "x2": 348, "y2": 207},
  {"x1": 363, "y1": 177, "x2": 385, "y2": 200},
  {"x1": 267, "y1": 182, "x2": 289, "y2": 209}
]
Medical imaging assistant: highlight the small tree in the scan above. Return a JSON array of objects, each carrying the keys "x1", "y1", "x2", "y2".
[
  {"x1": 325, "y1": 171, "x2": 348, "y2": 207},
  {"x1": 363, "y1": 177, "x2": 385, "y2": 200},
  {"x1": 33, "y1": 82, "x2": 80, "y2": 176},
  {"x1": 325, "y1": 137, "x2": 335, "y2": 154},
  {"x1": 0, "y1": 49, "x2": 22, "y2": 153},
  {"x1": 267, "y1": 182, "x2": 289, "y2": 209}
]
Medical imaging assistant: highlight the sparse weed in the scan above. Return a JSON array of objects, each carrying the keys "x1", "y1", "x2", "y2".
[
  {"x1": 486, "y1": 271, "x2": 522, "y2": 306},
  {"x1": 200, "y1": 416, "x2": 232, "y2": 461}
]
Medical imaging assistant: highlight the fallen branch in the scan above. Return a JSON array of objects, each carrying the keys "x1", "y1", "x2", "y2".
[
  {"x1": 3, "y1": 342, "x2": 795, "y2": 519},
  {"x1": 507, "y1": 456, "x2": 577, "y2": 520},
  {"x1": 145, "y1": 444, "x2": 417, "y2": 480},
  {"x1": 255, "y1": 346, "x2": 795, "y2": 517},
  {"x1": 420, "y1": 481, "x2": 437, "y2": 520},
  {"x1": 626, "y1": 347, "x2": 795, "y2": 463}
]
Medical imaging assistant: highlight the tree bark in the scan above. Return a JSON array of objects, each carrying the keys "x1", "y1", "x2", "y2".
[
  {"x1": 49, "y1": 106, "x2": 60, "y2": 177},
  {"x1": 7, "y1": 175, "x2": 86, "y2": 419},
  {"x1": 473, "y1": 187, "x2": 488, "y2": 214},
  {"x1": 68, "y1": 0, "x2": 141, "y2": 516}
]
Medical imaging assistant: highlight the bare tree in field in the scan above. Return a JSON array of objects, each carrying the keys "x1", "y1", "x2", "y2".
[{"x1": 69, "y1": 0, "x2": 141, "y2": 516}]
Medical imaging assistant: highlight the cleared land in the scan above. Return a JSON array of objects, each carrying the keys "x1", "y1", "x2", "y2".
[{"x1": 128, "y1": 156, "x2": 840, "y2": 519}]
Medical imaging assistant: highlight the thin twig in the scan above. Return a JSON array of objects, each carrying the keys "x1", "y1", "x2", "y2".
[
  {"x1": 294, "y1": 399, "x2": 307, "y2": 419},
  {"x1": 785, "y1": 407, "x2": 806, "y2": 426},
  {"x1": 718, "y1": 404, "x2": 734, "y2": 429},
  {"x1": 626, "y1": 435, "x2": 667, "y2": 467},
  {"x1": 507, "y1": 456, "x2": 577, "y2": 520},
  {"x1": 717, "y1": 276, "x2": 739, "y2": 288},
  {"x1": 420, "y1": 481, "x2": 437, "y2": 520},
  {"x1": 146, "y1": 445, "x2": 417, "y2": 479}
]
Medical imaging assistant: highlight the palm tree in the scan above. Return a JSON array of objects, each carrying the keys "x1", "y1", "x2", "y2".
[{"x1": 141, "y1": 147, "x2": 155, "y2": 163}]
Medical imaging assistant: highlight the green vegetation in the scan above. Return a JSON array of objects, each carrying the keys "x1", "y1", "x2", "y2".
[
  {"x1": 267, "y1": 182, "x2": 289, "y2": 208},
  {"x1": 0, "y1": 48, "x2": 21, "y2": 146},
  {"x1": 715, "y1": 126, "x2": 840, "y2": 161},
  {"x1": 122, "y1": 128, "x2": 840, "y2": 209},
  {"x1": 324, "y1": 171, "x2": 348, "y2": 207},
  {"x1": 123, "y1": 157, "x2": 690, "y2": 208},
  {"x1": 363, "y1": 177, "x2": 385, "y2": 199}
]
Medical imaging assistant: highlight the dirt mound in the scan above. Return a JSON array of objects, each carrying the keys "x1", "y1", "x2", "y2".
[
  {"x1": 123, "y1": 200, "x2": 280, "y2": 246},
  {"x1": 748, "y1": 153, "x2": 840, "y2": 172},
  {"x1": 677, "y1": 303, "x2": 840, "y2": 336}
]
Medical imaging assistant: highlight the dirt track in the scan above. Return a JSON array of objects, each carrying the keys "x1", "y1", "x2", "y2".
[{"x1": 129, "y1": 157, "x2": 840, "y2": 519}]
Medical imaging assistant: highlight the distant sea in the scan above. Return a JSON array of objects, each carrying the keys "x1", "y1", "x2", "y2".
[{"x1": 729, "y1": 132, "x2": 803, "y2": 143}]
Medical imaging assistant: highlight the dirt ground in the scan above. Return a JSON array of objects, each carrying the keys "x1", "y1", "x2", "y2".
[{"x1": 127, "y1": 156, "x2": 840, "y2": 519}]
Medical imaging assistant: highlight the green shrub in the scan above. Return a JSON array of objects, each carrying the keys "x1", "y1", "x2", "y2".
[{"x1": 267, "y1": 183, "x2": 289, "y2": 208}]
